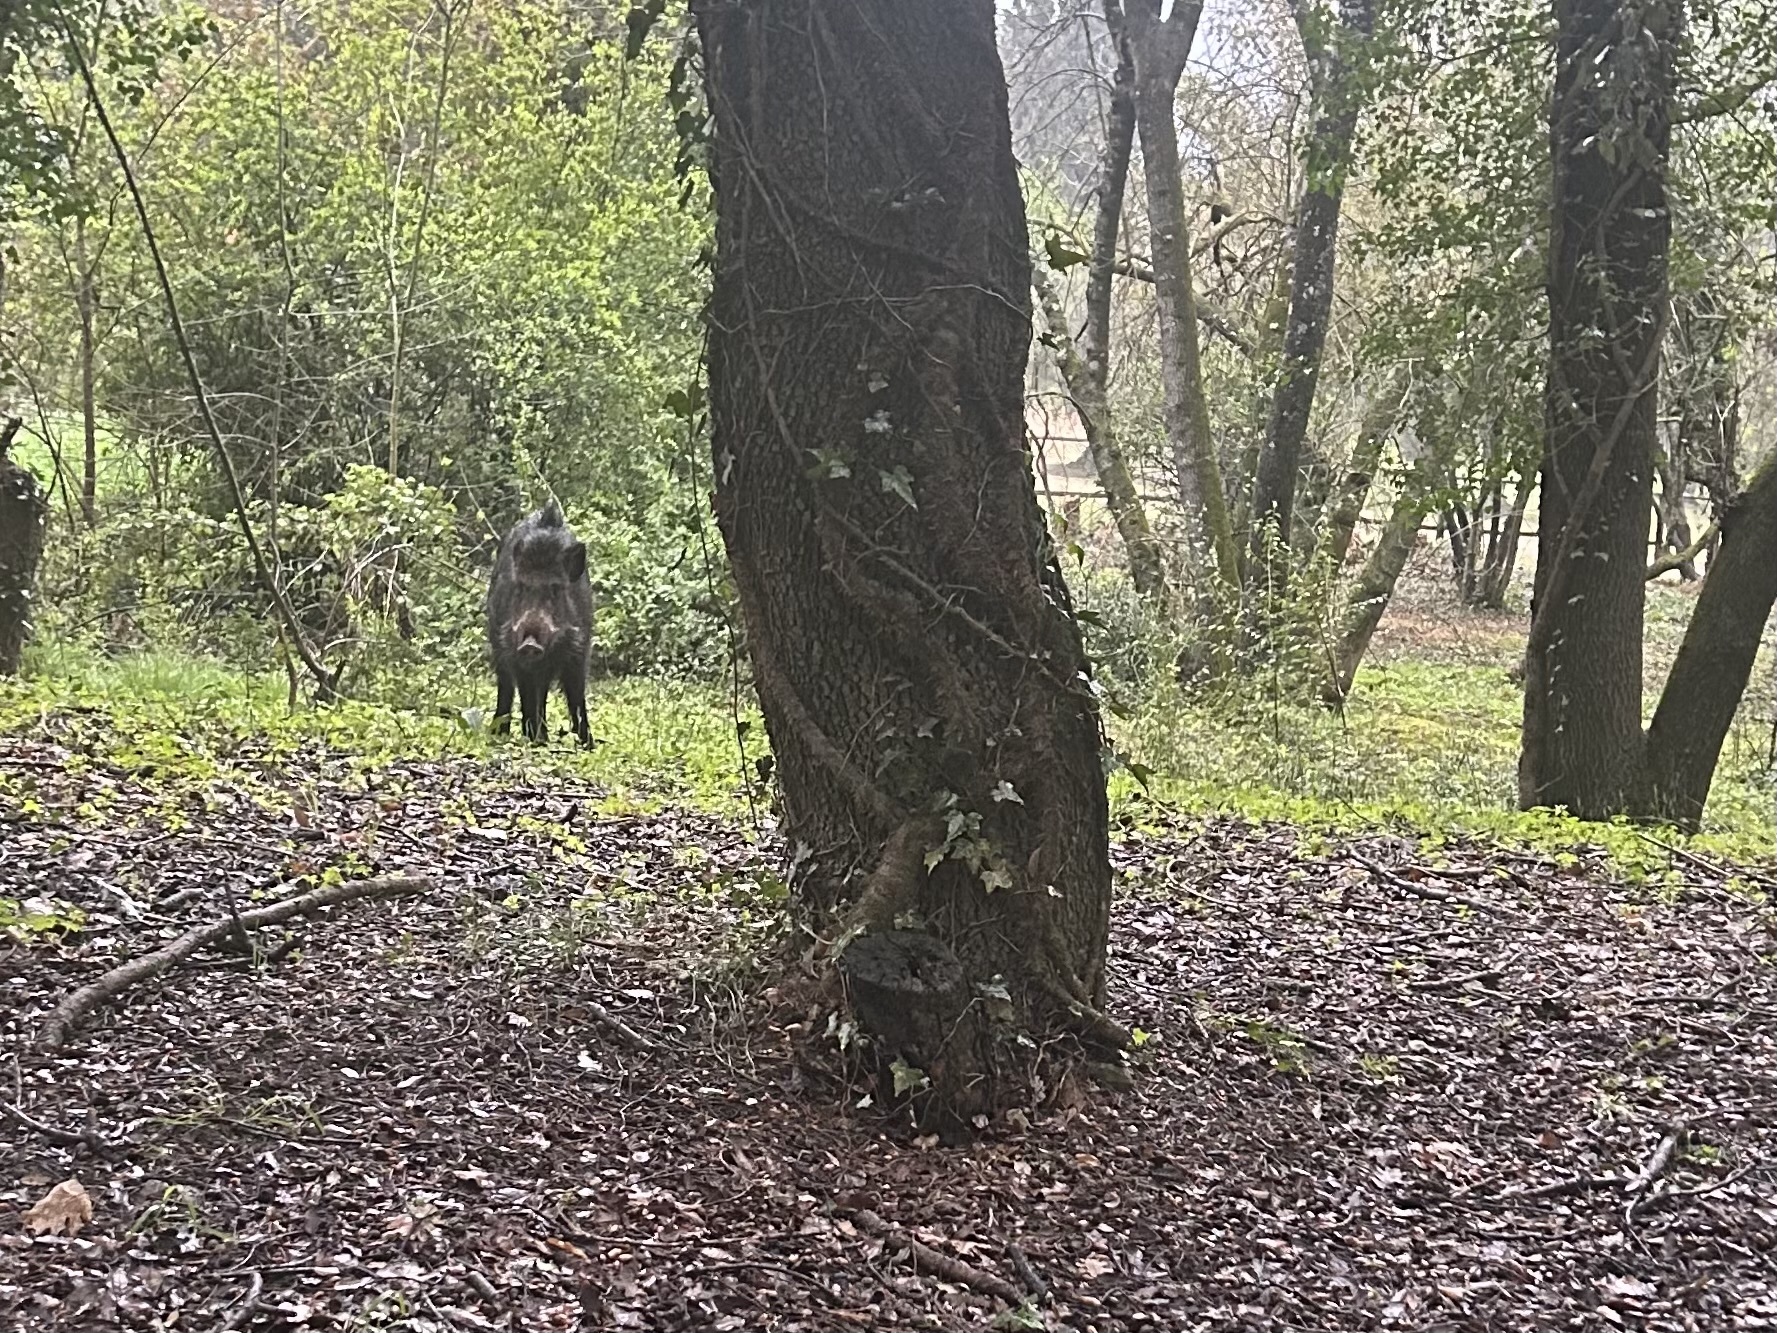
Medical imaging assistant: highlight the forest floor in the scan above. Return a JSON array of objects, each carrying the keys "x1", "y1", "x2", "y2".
[{"x1": 4, "y1": 706, "x2": 1775, "y2": 1333}]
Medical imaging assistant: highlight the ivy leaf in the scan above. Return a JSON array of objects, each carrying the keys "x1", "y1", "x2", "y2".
[
  {"x1": 1044, "y1": 232, "x2": 1090, "y2": 270},
  {"x1": 880, "y1": 466, "x2": 916, "y2": 508},
  {"x1": 890, "y1": 1058, "x2": 928, "y2": 1096},
  {"x1": 624, "y1": 0, "x2": 668, "y2": 61}
]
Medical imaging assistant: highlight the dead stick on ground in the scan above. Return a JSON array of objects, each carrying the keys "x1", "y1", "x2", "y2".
[
  {"x1": 1352, "y1": 853, "x2": 1496, "y2": 915},
  {"x1": 38, "y1": 876, "x2": 430, "y2": 1050},
  {"x1": 584, "y1": 998, "x2": 654, "y2": 1052},
  {"x1": 1625, "y1": 1125, "x2": 1686, "y2": 1195},
  {"x1": 851, "y1": 1208, "x2": 1025, "y2": 1307},
  {"x1": 1, "y1": 1098, "x2": 106, "y2": 1151},
  {"x1": 215, "y1": 1271, "x2": 263, "y2": 1333}
]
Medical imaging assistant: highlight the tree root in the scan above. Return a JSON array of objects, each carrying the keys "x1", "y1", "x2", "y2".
[{"x1": 38, "y1": 875, "x2": 430, "y2": 1050}]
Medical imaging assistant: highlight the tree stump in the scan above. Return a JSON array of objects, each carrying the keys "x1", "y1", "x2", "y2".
[
  {"x1": 0, "y1": 417, "x2": 49, "y2": 676},
  {"x1": 840, "y1": 929, "x2": 973, "y2": 1132}
]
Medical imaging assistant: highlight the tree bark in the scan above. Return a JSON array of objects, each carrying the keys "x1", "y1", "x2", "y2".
[
  {"x1": 1654, "y1": 429, "x2": 1697, "y2": 580},
  {"x1": 695, "y1": 0, "x2": 1119, "y2": 1132},
  {"x1": 1030, "y1": 20, "x2": 1164, "y2": 601},
  {"x1": 1321, "y1": 427, "x2": 1457, "y2": 703},
  {"x1": 1034, "y1": 273, "x2": 1163, "y2": 599},
  {"x1": 1518, "y1": 0, "x2": 1677, "y2": 819},
  {"x1": 1121, "y1": 0, "x2": 1239, "y2": 592},
  {"x1": 74, "y1": 216, "x2": 98, "y2": 528},
  {"x1": 1641, "y1": 450, "x2": 1777, "y2": 832},
  {"x1": 0, "y1": 417, "x2": 49, "y2": 676},
  {"x1": 1472, "y1": 467, "x2": 1533, "y2": 609},
  {"x1": 1318, "y1": 365, "x2": 1408, "y2": 571},
  {"x1": 1246, "y1": 0, "x2": 1375, "y2": 598}
]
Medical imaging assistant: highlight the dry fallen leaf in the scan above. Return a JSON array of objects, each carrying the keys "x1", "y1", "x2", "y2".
[{"x1": 23, "y1": 1179, "x2": 94, "y2": 1237}]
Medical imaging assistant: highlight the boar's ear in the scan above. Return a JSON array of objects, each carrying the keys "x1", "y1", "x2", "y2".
[{"x1": 564, "y1": 540, "x2": 587, "y2": 584}]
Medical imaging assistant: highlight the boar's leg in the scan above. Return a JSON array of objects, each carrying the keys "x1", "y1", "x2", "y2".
[
  {"x1": 561, "y1": 664, "x2": 591, "y2": 747},
  {"x1": 492, "y1": 668, "x2": 516, "y2": 737},
  {"x1": 519, "y1": 677, "x2": 549, "y2": 743}
]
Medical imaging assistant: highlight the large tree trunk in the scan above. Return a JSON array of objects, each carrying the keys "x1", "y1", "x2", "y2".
[
  {"x1": 1030, "y1": 19, "x2": 1164, "y2": 602},
  {"x1": 1122, "y1": 0, "x2": 1240, "y2": 592},
  {"x1": 1245, "y1": 0, "x2": 1375, "y2": 599},
  {"x1": 0, "y1": 417, "x2": 49, "y2": 676},
  {"x1": 696, "y1": 0, "x2": 1119, "y2": 1132},
  {"x1": 1518, "y1": 0, "x2": 1676, "y2": 819},
  {"x1": 1641, "y1": 450, "x2": 1777, "y2": 832}
]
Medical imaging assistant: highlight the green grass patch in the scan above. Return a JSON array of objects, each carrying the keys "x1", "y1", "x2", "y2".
[{"x1": 4, "y1": 639, "x2": 766, "y2": 815}]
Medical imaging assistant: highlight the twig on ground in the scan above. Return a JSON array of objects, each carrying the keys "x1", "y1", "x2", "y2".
[
  {"x1": 1352, "y1": 853, "x2": 1496, "y2": 915},
  {"x1": 1625, "y1": 1126, "x2": 1686, "y2": 1196},
  {"x1": 1500, "y1": 1174, "x2": 1624, "y2": 1200},
  {"x1": 215, "y1": 1271, "x2": 263, "y2": 1333},
  {"x1": 1, "y1": 1098, "x2": 107, "y2": 1151},
  {"x1": 1406, "y1": 968, "x2": 1505, "y2": 993},
  {"x1": 1005, "y1": 1241, "x2": 1047, "y2": 1299},
  {"x1": 38, "y1": 875, "x2": 430, "y2": 1049},
  {"x1": 850, "y1": 1208, "x2": 1024, "y2": 1306},
  {"x1": 585, "y1": 998, "x2": 654, "y2": 1051}
]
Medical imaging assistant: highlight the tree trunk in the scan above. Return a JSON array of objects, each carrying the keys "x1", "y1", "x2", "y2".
[
  {"x1": 1472, "y1": 467, "x2": 1533, "y2": 609},
  {"x1": 1246, "y1": 0, "x2": 1375, "y2": 598},
  {"x1": 1654, "y1": 430, "x2": 1697, "y2": 580},
  {"x1": 1518, "y1": 0, "x2": 1676, "y2": 819},
  {"x1": 1122, "y1": 0, "x2": 1239, "y2": 592},
  {"x1": 696, "y1": 0, "x2": 1119, "y2": 1132},
  {"x1": 1641, "y1": 450, "x2": 1777, "y2": 832},
  {"x1": 1321, "y1": 428, "x2": 1457, "y2": 703},
  {"x1": 1318, "y1": 365, "x2": 1409, "y2": 571},
  {"x1": 0, "y1": 417, "x2": 49, "y2": 676},
  {"x1": 74, "y1": 216, "x2": 99, "y2": 528},
  {"x1": 1034, "y1": 274, "x2": 1163, "y2": 599},
  {"x1": 1030, "y1": 20, "x2": 1164, "y2": 601}
]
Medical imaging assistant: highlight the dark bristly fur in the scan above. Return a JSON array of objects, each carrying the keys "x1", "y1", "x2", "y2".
[{"x1": 485, "y1": 503, "x2": 594, "y2": 745}]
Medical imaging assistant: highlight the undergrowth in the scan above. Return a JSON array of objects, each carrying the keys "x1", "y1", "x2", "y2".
[{"x1": 5, "y1": 629, "x2": 1772, "y2": 877}]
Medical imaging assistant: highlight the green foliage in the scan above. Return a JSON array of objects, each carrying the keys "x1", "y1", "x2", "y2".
[{"x1": 4, "y1": 641, "x2": 768, "y2": 815}]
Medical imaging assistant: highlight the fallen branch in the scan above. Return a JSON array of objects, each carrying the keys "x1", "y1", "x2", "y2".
[
  {"x1": 851, "y1": 1208, "x2": 1024, "y2": 1307},
  {"x1": 38, "y1": 876, "x2": 430, "y2": 1049},
  {"x1": 1352, "y1": 853, "x2": 1496, "y2": 915},
  {"x1": 215, "y1": 1271, "x2": 263, "y2": 1333},
  {"x1": 1500, "y1": 1174, "x2": 1624, "y2": 1201},
  {"x1": 1624, "y1": 1125, "x2": 1686, "y2": 1196},
  {"x1": 1406, "y1": 968, "x2": 1505, "y2": 993},
  {"x1": 585, "y1": 998, "x2": 654, "y2": 1052},
  {"x1": 1, "y1": 1098, "x2": 107, "y2": 1151}
]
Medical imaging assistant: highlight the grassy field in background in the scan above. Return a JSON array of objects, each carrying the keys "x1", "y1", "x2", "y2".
[{"x1": 5, "y1": 552, "x2": 1773, "y2": 874}]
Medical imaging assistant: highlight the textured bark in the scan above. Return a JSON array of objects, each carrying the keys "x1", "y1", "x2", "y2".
[
  {"x1": 1246, "y1": 0, "x2": 1375, "y2": 596},
  {"x1": 1518, "y1": 0, "x2": 1676, "y2": 818},
  {"x1": 0, "y1": 417, "x2": 49, "y2": 676},
  {"x1": 1642, "y1": 451, "x2": 1777, "y2": 832},
  {"x1": 1318, "y1": 366, "x2": 1408, "y2": 570},
  {"x1": 1122, "y1": 0, "x2": 1239, "y2": 591},
  {"x1": 1322, "y1": 428, "x2": 1457, "y2": 704},
  {"x1": 696, "y1": 0, "x2": 1118, "y2": 1129},
  {"x1": 1031, "y1": 21, "x2": 1163, "y2": 602}
]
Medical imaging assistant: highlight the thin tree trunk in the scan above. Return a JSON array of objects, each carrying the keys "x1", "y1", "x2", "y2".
[
  {"x1": 1318, "y1": 365, "x2": 1409, "y2": 570},
  {"x1": 1031, "y1": 19, "x2": 1163, "y2": 600},
  {"x1": 1472, "y1": 467, "x2": 1533, "y2": 609},
  {"x1": 1122, "y1": 0, "x2": 1239, "y2": 591},
  {"x1": 1641, "y1": 450, "x2": 1777, "y2": 832},
  {"x1": 1518, "y1": 0, "x2": 1676, "y2": 818},
  {"x1": 1034, "y1": 274, "x2": 1163, "y2": 598},
  {"x1": 1655, "y1": 430, "x2": 1697, "y2": 580},
  {"x1": 1321, "y1": 430, "x2": 1457, "y2": 703},
  {"x1": 1246, "y1": 0, "x2": 1375, "y2": 598},
  {"x1": 696, "y1": 0, "x2": 1120, "y2": 1132},
  {"x1": 74, "y1": 216, "x2": 98, "y2": 527},
  {"x1": 0, "y1": 417, "x2": 49, "y2": 676}
]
